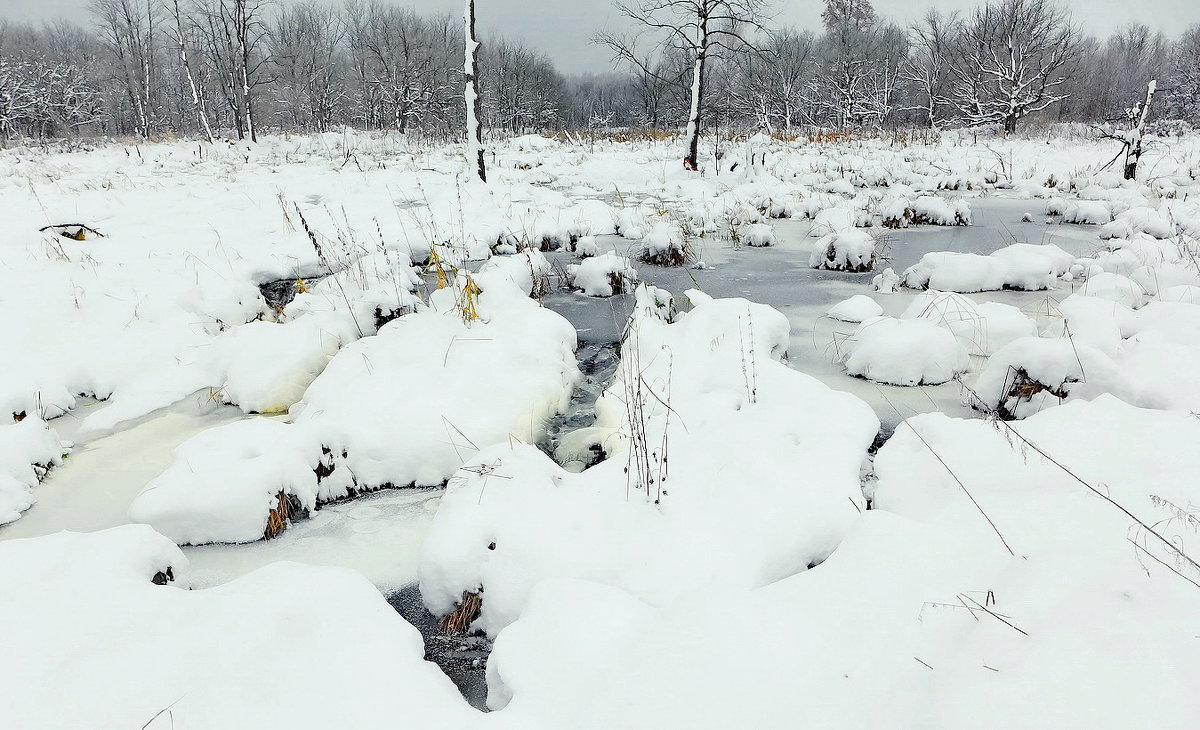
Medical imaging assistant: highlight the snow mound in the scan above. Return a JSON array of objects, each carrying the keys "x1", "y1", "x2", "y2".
[
  {"x1": 419, "y1": 289, "x2": 878, "y2": 636},
  {"x1": 810, "y1": 228, "x2": 876, "y2": 272},
  {"x1": 129, "y1": 419, "x2": 321, "y2": 545},
  {"x1": 290, "y1": 274, "x2": 580, "y2": 495},
  {"x1": 1063, "y1": 200, "x2": 1113, "y2": 224},
  {"x1": 1077, "y1": 271, "x2": 1147, "y2": 309},
  {"x1": 845, "y1": 316, "x2": 970, "y2": 386},
  {"x1": 0, "y1": 418, "x2": 69, "y2": 526},
  {"x1": 827, "y1": 295, "x2": 883, "y2": 322},
  {"x1": 902, "y1": 291, "x2": 1037, "y2": 356},
  {"x1": 567, "y1": 253, "x2": 638, "y2": 296},
  {"x1": 902, "y1": 243, "x2": 1066, "y2": 292},
  {"x1": 0, "y1": 525, "x2": 474, "y2": 728},
  {"x1": 967, "y1": 336, "x2": 1129, "y2": 419},
  {"x1": 741, "y1": 222, "x2": 775, "y2": 246}
]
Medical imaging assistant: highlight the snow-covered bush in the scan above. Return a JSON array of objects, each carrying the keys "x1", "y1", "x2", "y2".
[
  {"x1": 902, "y1": 291, "x2": 1037, "y2": 356},
  {"x1": 566, "y1": 253, "x2": 637, "y2": 296},
  {"x1": 419, "y1": 290, "x2": 878, "y2": 636},
  {"x1": 0, "y1": 525, "x2": 474, "y2": 728},
  {"x1": 810, "y1": 228, "x2": 876, "y2": 272},
  {"x1": 0, "y1": 417, "x2": 69, "y2": 526},
  {"x1": 636, "y1": 221, "x2": 691, "y2": 265},
  {"x1": 966, "y1": 337, "x2": 1129, "y2": 419},
  {"x1": 741, "y1": 223, "x2": 775, "y2": 247}
]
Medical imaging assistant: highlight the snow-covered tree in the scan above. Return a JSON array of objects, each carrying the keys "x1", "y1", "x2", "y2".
[
  {"x1": 949, "y1": 0, "x2": 1079, "y2": 133},
  {"x1": 464, "y1": 0, "x2": 485, "y2": 182},
  {"x1": 598, "y1": 0, "x2": 772, "y2": 170}
]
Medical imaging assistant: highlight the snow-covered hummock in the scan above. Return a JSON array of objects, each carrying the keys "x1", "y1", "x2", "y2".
[
  {"x1": 902, "y1": 291, "x2": 1037, "y2": 356},
  {"x1": 827, "y1": 294, "x2": 883, "y2": 323},
  {"x1": 636, "y1": 221, "x2": 688, "y2": 264},
  {"x1": 902, "y1": 243, "x2": 1071, "y2": 293},
  {"x1": 909, "y1": 195, "x2": 971, "y2": 226},
  {"x1": 129, "y1": 419, "x2": 322, "y2": 545},
  {"x1": 566, "y1": 252, "x2": 637, "y2": 297},
  {"x1": 128, "y1": 273, "x2": 580, "y2": 546},
  {"x1": 478, "y1": 249, "x2": 553, "y2": 297},
  {"x1": 967, "y1": 336, "x2": 1129, "y2": 419},
  {"x1": 845, "y1": 316, "x2": 970, "y2": 386},
  {"x1": 1062, "y1": 200, "x2": 1113, "y2": 224},
  {"x1": 873, "y1": 267, "x2": 901, "y2": 293},
  {"x1": 574, "y1": 235, "x2": 600, "y2": 258},
  {"x1": 810, "y1": 206, "x2": 858, "y2": 234},
  {"x1": 741, "y1": 222, "x2": 775, "y2": 247},
  {"x1": 481, "y1": 396, "x2": 1200, "y2": 729},
  {"x1": 419, "y1": 287, "x2": 879, "y2": 638},
  {"x1": 1077, "y1": 271, "x2": 1147, "y2": 309},
  {"x1": 290, "y1": 272, "x2": 579, "y2": 496},
  {"x1": 0, "y1": 525, "x2": 474, "y2": 729},
  {"x1": 0, "y1": 418, "x2": 69, "y2": 526},
  {"x1": 810, "y1": 228, "x2": 876, "y2": 272}
]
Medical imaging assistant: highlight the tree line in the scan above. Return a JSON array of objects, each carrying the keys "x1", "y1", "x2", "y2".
[{"x1": 0, "y1": 0, "x2": 1198, "y2": 141}]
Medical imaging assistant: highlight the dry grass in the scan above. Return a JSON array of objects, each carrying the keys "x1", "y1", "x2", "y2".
[{"x1": 439, "y1": 590, "x2": 484, "y2": 635}]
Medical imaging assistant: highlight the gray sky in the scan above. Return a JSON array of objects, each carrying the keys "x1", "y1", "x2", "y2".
[{"x1": 4, "y1": 0, "x2": 1199, "y2": 75}]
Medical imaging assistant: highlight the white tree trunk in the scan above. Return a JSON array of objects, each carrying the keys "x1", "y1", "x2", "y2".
[{"x1": 464, "y1": 0, "x2": 486, "y2": 183}]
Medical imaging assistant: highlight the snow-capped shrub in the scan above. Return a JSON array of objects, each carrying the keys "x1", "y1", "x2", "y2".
[
  {"x1": 742, "y1": 223, "x2": 775, "y2": 247},
  {"x1": 1063, "y1": 201, "x2": 1113, "y2": 225},
  {"x1": 872, "y1": 267, "x2": 900, "y2": 293},
  {"x1": 567, "y1": 253, "x2": 638, "y2": 297},
  {"x1": 967, "y1": 336, "x2": 1129, "y2": 419},
  {"x1": 810, "y1": 228, "x2": 876, "y2": 272},
  {"x1": 0, "y1": 417, "x2": 69, "y2": 526},
  {"x1": 574, "y1": 235, "x2": 600, "y2": 258},
  {"x1": 478, "y1": 249, "x2": 553, "y2": 298},
  {"x1": 844, "y1": 316, "x2": 970, "y2": 386},
  {"x1": 636, "y1": 222, "x2": 691, "y2": 266}
]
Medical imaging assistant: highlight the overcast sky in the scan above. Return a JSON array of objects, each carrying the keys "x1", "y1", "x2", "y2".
[{"x1": 3, "y1": 0, "x2": 1199, "y2": 74}]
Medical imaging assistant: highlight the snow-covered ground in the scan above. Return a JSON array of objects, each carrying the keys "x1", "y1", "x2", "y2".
[{"x1": 4, "y1": 129, "x2": 1200, "y2": 728}]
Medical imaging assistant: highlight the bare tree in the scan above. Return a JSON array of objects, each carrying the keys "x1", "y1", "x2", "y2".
[
  {"x1": 1164, "y1": 25, "x2": 1200, "y2": 124},
  {"x1": 195, "y1": 0, "x2": 270, "y2": 141},
  {"x1": 729, "y1": 27, "x2": 815, "y2": 134},
  {"x1": 950, "y1": 0, "x2": 1078, "y2": 133},
  {"x1": 91, "y1": 0, "x2": 158, "y2": 137},
  {"x1": 902, "y1": 9, "x2": 957, "y2": 130},
  {"x1": 464, "y1": 0, "x2": 485, "y2": 181},
  {"x1": 812, "y1": 0, "x2": 907, "y2": 129},
  {"x1": 271, "y1": 0, "x2": 344, "y2": 132},
  {"x1": 598, "y1": 0, "x2": 772, "y2": 170},
  {"x1": 165, "y1": 0, "x2": 214, "y2": 141}
]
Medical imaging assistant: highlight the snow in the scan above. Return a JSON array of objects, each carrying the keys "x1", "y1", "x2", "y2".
[
  {"x1": 809, "y1": 227, "x2": 876, "y2": 271},
  {"x1": 902, "y1": 243, "x2": 1070, "y2": 292},
  {"x1": 566, "y1": 252, "x2": 637, "y2": 296},
  {"x1": 1077, "y1": 271, "x2": 1148, "y2": 309},
  {"x1": 902, "y1": 291, "x2": 1038, "y2": 355},
  {"x1": 419, "y1": 289, "x2": 879, "y2": 636},
  {"x1": 129, "y1": 419, "x2": 320, "y2": 545},
  {"x1": 741, "y1": 222, "x2": 775, "y2": 246},
  {"x1": 827, "y1": 294, "x2": 883, "y2": 322},
  {"x1": 6, "y1": 129, "x2": 1200, "y2": 729},
  {"x1": 0, "y1": 525, "x2": 475, "y2": 729},
  {"x1": 845, "y1": 316, "x2": 970, "y2": 386},
  {"x1": 0, "y1": 418, "x2": 69, "y2": 525}
]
